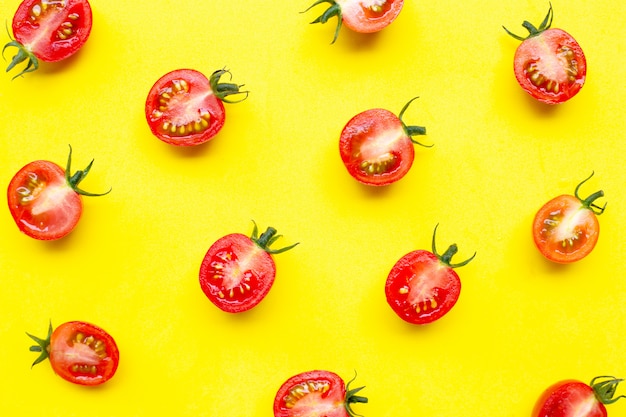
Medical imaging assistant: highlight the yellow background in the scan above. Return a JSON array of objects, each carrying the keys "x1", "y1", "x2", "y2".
[{"x1": 1, "y1": 0, "x2": 625, "y2": 415}]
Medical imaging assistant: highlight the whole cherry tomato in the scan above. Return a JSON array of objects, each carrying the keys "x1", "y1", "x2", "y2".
[
  {"x1": 533, "y1": 376, "x2": 625, "y2": 417},
  {"x1": 532, "y1": 172, "x2": 605, "y2": 263},
  {"x1": 503, "y1": 4, "x2": 586, "y2": 104},
  {"x1": 303, "y1": 0, "x2": 403, "y2": 43},
  {"x1": 385, "y1": 224, "x2": 475, "y2": 325},
  {"x1": 27, "y1": 321, "x2": 119, "y2": 386},
  {"x1": 3, "y1": 0, "x2": 93, "y2": 78}
]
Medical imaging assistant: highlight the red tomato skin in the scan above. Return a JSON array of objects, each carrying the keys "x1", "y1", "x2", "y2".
[
  {"x1": 532, "y1": 194, "x2": 599, "y2": 263},
  {"x1": 339, "y1": 108, "x2": 414, "y2": 186},
  {"x1": 533, "y1": 380, "x2": 606, "y2": 417},
  {"x1": 513, "y1": 28, "x2": 586, "y2": 104},
  {"x1": 7, "y1": 160, "x2": 82, "y2": 240},
  {"x1": 199, "y1": 233, "x2": 276, "y2": 313},
  {"x1": 274, "y1": 370, "x2": 347, "y2": 417},
  {"x1": 385, "y1": 250, "x2": 461, "y2": 325},
  {"x1": 145, "y1": 69, "x2": 226, "y2": 146},
  {"x1": 340, "y1": 0, "x2": 404, "y2": 34},
  {"x1": 12, "y1": 0, "x2": 93, "y2": 62},
  {"x1": 49, "y1": 321, "x2": 119, "y2": 386}
]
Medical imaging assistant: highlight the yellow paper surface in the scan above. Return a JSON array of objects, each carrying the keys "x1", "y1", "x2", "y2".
[{"x1": 1, "y1": 0, "x2": 626, "y2": 416}]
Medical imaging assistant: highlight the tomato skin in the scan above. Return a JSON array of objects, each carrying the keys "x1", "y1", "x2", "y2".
[
  {"x1": 145, "y1": 68, "x2": 247, "y2": 146},
  {"x1": 28, "y1": 321, "x2": 120, "y2": 386},
  {"x1": 533, "y1": 380, "x2": 606, "y2": 417},
  {"x1": 199, "y1": 224, "x2": 298, "y2": 313},
  {"x1": 8, "y1": 160, "x2": 82, "y2": 241},
  {"x1": 273, "y1": 370, "x2": 367, "y2": 417}
]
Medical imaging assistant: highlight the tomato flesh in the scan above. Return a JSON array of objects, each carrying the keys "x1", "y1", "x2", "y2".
[
  {"x1": 49, "y1": 321, "x2": 119, "y2": 386},
  {"x1": 533, "y1": 380, "x2": 606, "y2": 417},
  {"x1": 533, "y1": 195, "x2": 599, "y2": 263},
  {"x1": 199, "y1": 233, "x2": 276, "y2": 313},
  {"x1": 274, "y1": 370, "x2": 347, "y2": 417},
  {"x1": 385, "y1": 250, "x2": 461, "y2": 324},
  {"x1": 11, "y1": 0, "x2": 92, "y2": 62},
  {"x1": 7, "y1": 160, "x2": 82, "y2": 240},
  {"x1": 145, "y1": 69, "x2": 225, "y2": 146},
  {"x1": 339, "y1": 0, "x2": 403, "y2": 33},
  {"x1": 339, "y1": 108, "x2": 414, "y2": 186},
  {"x1": 514, "y1": 28, "x2": 586, "y2": 104}
]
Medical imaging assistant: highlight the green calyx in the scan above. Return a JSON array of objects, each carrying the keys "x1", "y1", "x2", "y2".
[
  {"x1": 502, "y1": 3, "x2": 553, "y2": 41},
  {"x1": 26, "y1": 322, "x2": 53, "y2": 367},
  {"x1": 574, "y1": 171, "x2": 606, "y2": 215},
  {"x1": 302, "y1": 0, "x2": 342, "y2": 44},
  {"x1": 398, "y1": 97, "x2": 431, "y2": 148},
  {"x1": 344, "y1": 372, "x2": 368, "y2": 417},
  {"x1": 431, "y1": 224, "x2": 476, "y2": 268},
  {"x1": 65, "y1": 145, "x2": 112, "y2": 197},
  {"x1": 591, "y1": 376, "x2": 626, "y2": 405},
  {"x1": 3, "y1": 28, "x2": 39, "y2": 80},
  {"x1": 210, "y1": 68, "x2": 249, "y2": 104},
  {"x1": 250, "y1": 221, "x2": 299, "y2": 255}
]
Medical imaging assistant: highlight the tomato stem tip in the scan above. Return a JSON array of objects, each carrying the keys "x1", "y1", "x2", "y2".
[
  {"x1": 591, "y1": 376, "x2": 626, "y2": 405},
  {"x1": 210, "y1": 68, "x2": 249, "y2": 104},
  {"x1": 398, "y1": 97, "x2": 432, "y2": 147},
  {"x1": 65, "y1": 145, "x2": 112, "y2": 197},
  {"x1": 302, "y1": 0, "x2": 342, "y2": 44},
  {"x1": 502, "y1": 2, "x2": 553, "y2": 41},
  {"x1": 26, "y1": 321, "x2": 53, "y2": 367},
  {"x1": 345, "y1": 372, "x2": 368, "y2": 417},
  {"x1": 431, "y1": 224, "x2": 476, "y2": 268},
  {"x1": 250, "y1": 221, "x2": 299, "y2": 254},
  {"x1": 574, "y1": 171, "x2": 606, "y2": 215}
]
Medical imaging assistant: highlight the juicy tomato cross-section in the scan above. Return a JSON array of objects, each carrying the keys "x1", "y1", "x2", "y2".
[
  {"x1": 7, "y1": 160, "x2": 82, "y2": 240},
  {"x1": 199, "y1": 233, "x2": 276, "y2": 313},
  {"x1": 338, "y1": 0, "x2": 404, "y2": 33},
  {"x1": 533, "y1": 380, "x2": 607, "y2": 417}
]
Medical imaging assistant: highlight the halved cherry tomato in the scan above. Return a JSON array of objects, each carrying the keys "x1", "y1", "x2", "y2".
[
  {"x1": 533, "y1": 377, "x2": 625, "y2": 417},
  {"x1": 385, "y1": 225, "x2": 475, "y2": 325},
  {"x1": 27, "y1": 321, "x2": 119, "y2": 386},
  {"x1": 532, "y1": 172, "x2": 605, "y2": 263},
  {"x1": 339, "y1": 97, "x2": 430, "y2": 186},
  {"x1": 145, "y1": 68, "x2": 248, "y2": 146},
  {"x1": 7, "y1": 145, "x2": 110, "y2": 241},
  {"x1": 199, "y1": 222, "x2": 298, "y2": 313},
  {"x1": 503, "y1": 4, "x2": 586, "y2": 104},
  {"x1": 3, "y1": 0, "x2": 93, "y2": 78},
  {"x1": 274, "y1": 370, "x2": 367, "y2": 417},
  {"x1": 304, "y1": 0, "x2": 403, "y2": 43}
]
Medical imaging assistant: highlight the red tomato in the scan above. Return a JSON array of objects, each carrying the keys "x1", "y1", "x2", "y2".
[
  {"x1": 3, "y1": 0, "x2": 92, "y2": 78},
  {"x1": 503, "y1": 5, "x2": 586, "y2": 104},
  {"x1": 533, "y1": 377, "x2": 625, "y2": 417},
  {"x1": 7, "y1": 146, "x2": 110, "y2": 241},
  {"x1": 199, "y1": 222, "x2": 298, "y2": 313},
  {"x1": 304, "y1": 0, "x2": 403, "y2": 43},
  {"x1": 27, "y1": 321, "x2": 119, "y2": 386},
  {"x1": 532, "y1": 172, "x2": 605, "y2": 263},
  {"x1": 339, "y1": 97, "x2": 430, "y2": 186},
  {"x1": 274, "y1": 370, "x2": 367, "y2": 417},
  {"x1": 385, "y1": 225, "x2": 475, "y2": 325},
  {"x1": 145, "y1": 68, "x2": 248, "y2": 146}
]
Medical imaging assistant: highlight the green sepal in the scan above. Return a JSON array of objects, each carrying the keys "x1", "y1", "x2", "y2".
[
  {"x1": 65, "y1": 145, "x2": 112, "y2": 197},
  {"x1": 502, "y1": 3, "x2": 554, "y2": 41},
  {"x1": 344, "y1": 371, "x2": 368, "y2": 417},
  {"x1": 302, "y1": 0, "x2": 342, "y2": 44},
  {"x1": 209, "y1": 68, "x2": 249, "y2": 104},
  {"x1": 398, "y1": 97, "x2": 431, "y2": 147},
  {"x1": 250, "y1": 221, "x2": 299, "y2": 255},
  {"x1": 590, "y1": 376, "x2": 626, "y2": 405},
  {"x1": 431, "y1": 224, "x2": 476, "y2": 268},
  {"x1": 26, "y1": 322, "x2": 53, "y2": 368},
  {"x1": 574, "y1": 171, "x2": 606, "y2": 215},
  {"x1": 3, "y1": 38, "x2": 39, "y2": 80}
]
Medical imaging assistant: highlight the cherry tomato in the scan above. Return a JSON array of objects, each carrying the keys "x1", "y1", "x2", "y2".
[
  {"x1": 3, "y1": 0, "x2": 93, "y2": 79},
  {"x1": 385, "y1": 224, "x2": 475, "y2": 325},
  {"x1": 339, "y1": 97, "x2": 430, "y2": 186},
  {"x1": 304, "y1": 0, "x2": 403, "y2": 43},
  {"x1": 145, "y1": 68, "x2": 248, "y2": 146},
  {"x1": 27, "y1": 321, "x2": 119, "y2": 386},
  {"x1": 199, "y1": 222, "x2": 298, "y2": 313},
  {"x1": 533, "y1": 377, "x2": 625, "y2": 417},
  {"x1": 7, "y1": 146, "x2": 110, "y2": 241},
  {"x1": 274, "y1": 370, "x2": 367, "y2": 417},
  {"x1": 503, "y1": 4, "x2": 586, "y2": 104},
  {"x1": 532, "y1": 172, "x2": 606, "y2": 263}
]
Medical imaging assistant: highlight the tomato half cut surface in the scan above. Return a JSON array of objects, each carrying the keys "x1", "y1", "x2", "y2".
[
  {"x1": 273, "y1": 370, "x2": 367, "y2": 417},
  {"x1": 504, "y1": 5, "x2": 586, "y2": 104},
  {"x1": 5, "y1": 0, "x2": 93, "y2": 77},
  {"x1": 28, "y1": 321, "x2": 120, "y2": 386}
]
